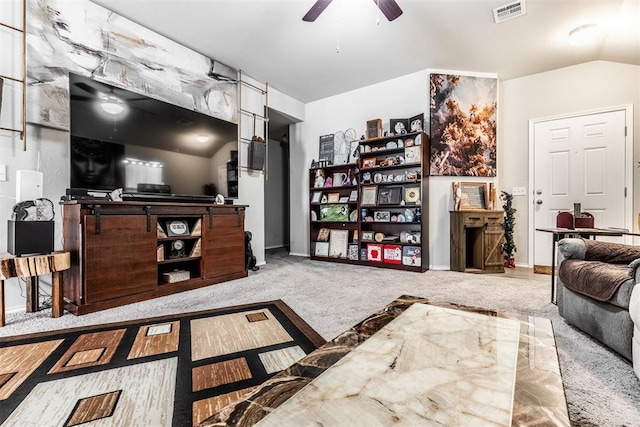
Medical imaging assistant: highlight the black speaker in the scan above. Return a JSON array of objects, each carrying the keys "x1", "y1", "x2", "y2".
[{"x1": 7, "y1": 220, "x2": 54, "y2": 256}]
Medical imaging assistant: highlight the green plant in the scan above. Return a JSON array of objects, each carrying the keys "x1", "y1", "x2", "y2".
[{"x1": 500, "y1": 191, "x2": 517, "y2": 267}]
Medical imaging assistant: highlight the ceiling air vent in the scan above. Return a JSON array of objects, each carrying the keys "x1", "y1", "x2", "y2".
[{"x1": 493, "y1": 0, "x2": 526, "y2": 23}]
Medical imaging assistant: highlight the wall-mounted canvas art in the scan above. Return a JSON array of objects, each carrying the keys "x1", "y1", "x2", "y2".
[
  {"x1": 27, "y1": 0, "x2": 237, "y2": 130},
  {"x1": 429, "y1": 74, "x2": 497, "y2": 176}
]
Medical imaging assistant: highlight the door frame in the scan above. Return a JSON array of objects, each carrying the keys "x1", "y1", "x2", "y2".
[{"x1": 527, "y1": 104, "x2": 634, "y2": 268}]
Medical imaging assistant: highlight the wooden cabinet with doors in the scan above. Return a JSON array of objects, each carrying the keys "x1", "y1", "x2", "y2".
[
  {"x1": 450, "y1": 210, "x2": 504, "y2": 273},
  {"x1": 62, "y1": 201, "x2": 247, "y2": 315}
]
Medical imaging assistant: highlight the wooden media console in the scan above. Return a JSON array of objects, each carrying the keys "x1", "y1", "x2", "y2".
[{"x1": 62, "y1": 201, "x2": 247, "y2": 315}]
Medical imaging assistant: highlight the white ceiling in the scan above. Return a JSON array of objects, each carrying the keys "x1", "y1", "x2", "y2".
[{"x1": 91, "y1": 0, "x2": 639, "y2": 104}]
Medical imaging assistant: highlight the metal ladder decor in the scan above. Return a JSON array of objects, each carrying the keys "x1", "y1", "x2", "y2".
[
  {"x1": 237, "y1": 71, "x2": 269, "y2": 178},
  {"x1": 0, "y1": 0, "x2": 27, "y2": 150}
]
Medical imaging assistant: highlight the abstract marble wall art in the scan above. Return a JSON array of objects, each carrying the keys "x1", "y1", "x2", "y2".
[
  {"x1": 429, "y1": 73, "x2": 497, "y2": 176},
  {"x1": 26, "y1": 0, "x2": 237, "y2": 131}
]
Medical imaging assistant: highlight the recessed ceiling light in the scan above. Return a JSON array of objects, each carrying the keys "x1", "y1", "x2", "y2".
[
  {"x1": 568, "y1": 23, "x2": 599, "y2": 46},
  {"x1": 197, "y1": 135, "x2": 210, "y2": 143}
]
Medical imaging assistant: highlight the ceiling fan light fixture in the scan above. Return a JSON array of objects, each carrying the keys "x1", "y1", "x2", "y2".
[
  {"x1": 100, "y1": 101, "x2": 125, "y2": 115},
  {"x1": 568, "y1": 23, "x2": 599, "y2": 46}
]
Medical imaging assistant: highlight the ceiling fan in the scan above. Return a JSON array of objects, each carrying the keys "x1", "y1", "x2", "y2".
[{"x1": 303, "y1": 0, "x2": 403, "y2": 22}]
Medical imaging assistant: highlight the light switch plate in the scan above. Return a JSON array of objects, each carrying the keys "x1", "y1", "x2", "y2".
[
  {"x1": 512, "y1": 186, "x2": 527, "y2": 196},
  {"x1": 0, "y1": 164, "x2": 6, "y2": 181}
]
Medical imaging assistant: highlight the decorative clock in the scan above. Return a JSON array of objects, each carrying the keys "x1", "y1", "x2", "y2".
[{"x1": 170, "y1": 239, "x2": 186, "y2": 258}]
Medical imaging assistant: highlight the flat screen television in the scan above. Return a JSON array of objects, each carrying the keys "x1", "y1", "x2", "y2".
[{"x1": 69, "y1": 72, "x2": 238, "y2": 197}]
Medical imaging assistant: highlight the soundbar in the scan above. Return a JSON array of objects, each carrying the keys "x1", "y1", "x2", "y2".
[
  {"x1": 121, "y1": 192, "x2": 218, "y2": 203},
  {"x1": 63, "y1": 188, "x2": 219, "y2": 204}
]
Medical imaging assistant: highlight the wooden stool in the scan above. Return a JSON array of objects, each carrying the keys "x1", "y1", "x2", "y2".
[{"x1": 0, "y1": 252, "x2": 71, "y2": 327}]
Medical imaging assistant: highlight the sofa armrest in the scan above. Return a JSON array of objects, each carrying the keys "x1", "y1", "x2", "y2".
[
  {"x1": 583, "y1": 239, "x2": 640, "y2": 264},
  {"x1": 557, "y1": 238, "x2": 587, "y2": 260}
]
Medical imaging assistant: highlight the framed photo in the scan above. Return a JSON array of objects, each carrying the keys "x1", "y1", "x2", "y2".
[
  {"x1": 362, "y1": 157, "x2": 376, "y2": 169},
  {"x1": 362, "y1": 231, "x2": 374, "y2": 241},
  {"x1": 319, "y1": 133, "x2": 334, "y2": 164},
  {"x1": 339, "y1": 196, "x2": 349, "y2": 203},
  {"x1": 453, "y1": 182, "x2": 488, "y2": 210},
  {"x1": 166, "y1": 220, "x2": 190, "y2": 237},
  {"x1": 367, "y1": 243, "x2": 383, "y2": 262},
  {"x1": 320, "y1": 204, "x2": 350, "y2": 221},
  {"x1": 366, "y1": 119, "x2": 382, "y2": 139},
  {"x1": 317, "y1": 227, "x2": 330, "y2": 242},
  {"x1": 348, "y1": 140, "x2": 360, "y2": 164},
  {"x1": 349, "y1": 190, "x2": 358, "y2": 202},
  {"x1": 348, "y1": 244, "x2": 359, "y2": 260},
  {"x1": 311, "y1": 191, "x2": 322, "y2": 203},
  {"x1": 404, "y1": 186, "x2": 420, "y2": 204},
  {"x1": 409, "y1": 113, "x2": 424, "y2": 132},
  {"x1": 390, "y1": 118, "x2": 408, "y2": 135},
  {"x1": 374, "y1": 211, "x2": 391, "y2": 222},
  {"x1": 377, "y1": 186, "x2": 402, "y2": 205},
  {"x1": 361, "y1": 186, "x2": 377, "y2": 206},
  {"x1": 327, "y1": 192, "x2": 340, "y2": 203},
  {"x1": 404, "y1": 146, "x2": 421, "y2": 163},
  {"x1": 329, "y1": 229, "x2": 349, "y2": 258},
  {"x1": 315, "y1": 241, "x2": 329, "y2": 257}
]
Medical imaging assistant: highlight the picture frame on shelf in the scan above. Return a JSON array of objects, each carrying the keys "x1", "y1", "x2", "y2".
[
  {"x1": 311, "y1": 191, "x2": 322, "y2": 204},
  {"x1": 339, "y1": 196, "x2": 349, "y2": 203},
  {"x1": 374, "y1": 211, "x2": 391, "y2": 222},
  {"x1": 367, "y1": 243, "x2": 383, "y2": 262},
  {"x1": 166, "y1": 220, "x2": 190, "y2": 237},
  {"x1": 348, "y1": 244, "x2": 359, "y2": 260},
  {"x1": 409, "y1": 113, "x2": 424, "y2": 132},
  {"x1": 404, "y1": 145, "x2": 421, "y2": 163},
  {"x1": 329, "y1": 229, "x2": 349, "y2": 258},
  {"x1": 377, "y1": 186, "x2": 402, "y2": 205},
  {"x1": 320, "y1": 204, "x2": 350, "y2": 221},
  {"x1": 319, "y1": 133, "x2": 335, "y2": 164},
  {"x1": 317, "y1": 227, "x2": 330, "y2": 241},
  {"x1": 315, "y1": 241, "x2": 329, "y2": 257},
  {"x1": 349, "y1": 190, "x2": 358, "y2": 202},
  {"x1": 362, "y1": 157, "x2": 376, "y2": 169},
  {"x1": 362, "y1": 231, "x2": 374, "y2": 241},
  {"x1": 390, "y1": 119, "x2": 408, "y2": 135},
  {"x1": 366, "y1": 119, "x2": 382, "y2": 139},
  {"x1": 327, "y1": 192, "x2": 340, "y2": 203},
  {"x1": 361, "y1": 186, "x2": 378, "y2": 206}
]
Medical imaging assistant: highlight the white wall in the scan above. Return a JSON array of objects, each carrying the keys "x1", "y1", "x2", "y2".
[
  {"x1": 290, "y1": 60, "x2": 640, "y2": 269},
  {"x1": 500, "y1": 60, "x2": 640, "y2": 265}
]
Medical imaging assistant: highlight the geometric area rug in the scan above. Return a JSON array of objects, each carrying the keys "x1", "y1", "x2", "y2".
[{"x1": 0, "y1": 300, "x2": 325, "y2": 427}]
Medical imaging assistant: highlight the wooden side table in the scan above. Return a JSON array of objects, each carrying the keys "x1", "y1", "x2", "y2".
[{"x1": 0, "y1": 252, "x2": 71, "y2": 326}]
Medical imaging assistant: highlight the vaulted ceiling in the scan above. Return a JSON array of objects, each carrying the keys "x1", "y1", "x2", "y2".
[{"x1": 92, "y1": 0, "x2": 639, "y2": 104}]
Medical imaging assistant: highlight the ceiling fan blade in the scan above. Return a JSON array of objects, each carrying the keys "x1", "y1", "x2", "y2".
[
  {"x1": 375, "y1": 0, "x2": 403, "y2": 21},
  {"x1": 302, "y1": 0, "x2": 333, "y2": 22}
]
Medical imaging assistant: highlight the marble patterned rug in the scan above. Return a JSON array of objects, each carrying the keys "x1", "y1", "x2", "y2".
[{"x1": 0, "y1": 300, "x2": 325, "y2": 426}]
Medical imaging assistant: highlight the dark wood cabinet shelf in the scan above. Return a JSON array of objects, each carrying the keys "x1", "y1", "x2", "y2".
[
  {"x1": 62, "y1": 201, "x2": 247, "y2": 315},
  {"x1": 309, "y1": 132, "x2": 429, "y2": 271}
]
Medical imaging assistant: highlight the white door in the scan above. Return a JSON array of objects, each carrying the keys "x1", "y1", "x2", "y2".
[{"x1": 533, "y1": 109, "x2": 627, "y2": 267}]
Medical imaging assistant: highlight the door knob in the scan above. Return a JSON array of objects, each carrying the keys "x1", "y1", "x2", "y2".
[
  {"x1": 536, "y1": 189, "x2": 543, "y2": 195},
  {"x1": 536, "y1": 199, "x2": 543, "y2": 205}
]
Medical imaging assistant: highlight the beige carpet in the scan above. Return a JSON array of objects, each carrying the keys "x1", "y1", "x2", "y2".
[{"x1": 2, "y1": 249, "x2": 640, "y2": 426}]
